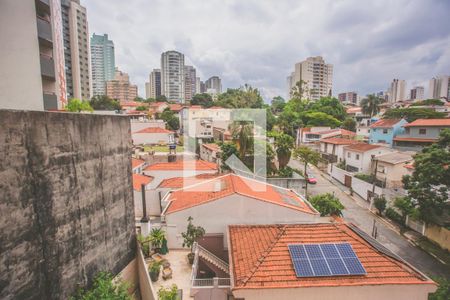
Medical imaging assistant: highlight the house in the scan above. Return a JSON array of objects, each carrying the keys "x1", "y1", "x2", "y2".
[
  {"x1": 160, "y1": 174, "x2": 320, "y2": 248},
  {"x1": 121, "y1": 101, "x2": 147, "y2": 112},
  {"x1": 374, "y1": 152, "x2": 414, "y2": 188},
  {"x1": 132, "y1": 127, "x2": 175, "y2": 145},
  {"x1": 179, "y1": 106, "x2": 232, "y2": 138},
  {"x1": 149, "y1": 101, "x2": 169, "y2": 114},
  {"x1": 319, "y1": 138, "x2": 360, "y2": 163},
  {"x1": 297, "y1": 127, "x2": 356, "y2": 146},
  {"x1": 393, "y1": 119, "x2": 450, "y2": 151},
  {"x1": 227, "y1": 223, "x2": 436, "y2": 300},
  {"x1": 200, "y1": 143, "x2": 222, "y2": 163},
  {"x1": 143, "y1": 159, "x2": 218, "y2": 188},
  {"x1": 343, "y1": 144, "x2": 393, "y2": 173},
  {"x1": 369, "y1": 119, "x2": 408, "y2": 146},
  {"x1": 130, "y1": 119, "x2": 165, "y2": 133},
  {"x1": 132, "y1": 158, "x2": 146, "y2": 174},
  {"x1": 132, "y1": 173, "x2": 154, "y2": 219}
]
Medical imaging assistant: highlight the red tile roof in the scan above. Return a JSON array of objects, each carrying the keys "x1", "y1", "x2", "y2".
[
  {"x1": 369, "y1": 119, "x2": 403, "y2": 128},
  {"x1": 134, "y1": 127, "x2": 173, "y2": 134},
  {"x1": 403, "y1": 119, "x2": 450, "y2": 127},
  {"x1": 314, "y1": 128, "x2": 356, "y2": 136},
  {"x1": 132, "y1": 158, "x2": 145, "y2": 169},
  {"x1": 132, "y1": 173, "x2": 153, "y2": 191},
  {"x1": 344, "y1": 143, "x2": 383, "y2": 152},
  {"x1": 229, "y1": 223, "x2": 434, "y2": 289},
  {"x1": 320, "y1": 138, "x2": 359, "y2": 145},
  {"x1": 164, "y1": 174, "x2": 318, "y2": 215},
  {"x1": 393, "y1": 137, "x2": 438, "y2": 142},
  {"x1": 144, "y1": 160, "x2": 218, "y2": 171},
  {"x1": 202, "y1": 143, "x2": 221, "y2": 152},
  {"x1": 150, "y1": 101, "x2": 168, "y2": 108},
  {"x1": 346, "y1": 107, "x2": 362, "y2": 114},
  {"x1": 168, "y1": 104, "x2": 183, "y2": 111},
  {"x1": 158, "y1": 174, "x2": 219, "y2": 188},
  {"x1": 122, "y1": 101, "x2": 145, "y2": 107}
]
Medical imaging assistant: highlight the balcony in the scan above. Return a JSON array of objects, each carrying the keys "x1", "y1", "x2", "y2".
[
  {"x1": 43, "y1": 93, "x2": 58, "y2": 110},
  {"x1": 37, "y1": 16, "x2": 52, "y2": 46},
  {"x1": 40, "y1": 54, "x2": 55, "y2": 80},
  {"x1": 35, "y1": 0, "x2": 50, "y2": 14}
]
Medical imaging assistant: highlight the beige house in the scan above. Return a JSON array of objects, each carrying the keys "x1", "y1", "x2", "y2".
[
  {"x1": 200, "y1": 143, "x2": 221, "y2": 163},
  {"x1": 319, "y1": 137, "x2": 359, "y2": 163},
  {"x1": 132, "y1": 127, "x2": 174, "y2": 145},
  {"x1": 373, "y1": 152, "x2": 414, "y2": 188}
]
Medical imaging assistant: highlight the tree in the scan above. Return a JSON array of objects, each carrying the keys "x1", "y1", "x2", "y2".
[
  {"x1": 215, "y1": 84, "x2": 263, "y2": 108},
  {"x1": 429, "y1": 276, "x2": 450, "y2": 300},
  {"x1": 265, "y1": 105, "x2": 276, "y2": 131},
  {"x1": 277, "y1": 107, "x2": 303, "y2": 137},
  {"x1": 230, "y1": 121, "x2": 254, "y2": 160},
  {"x1": 181, "y1": 217, "x2": 205, "y2": 263},
  {"x1": 402, "y1": 129, "x2": 450, "y2": 224},
  {"x1": 191, "y1": 93, "x2": 214, "y2": 107},
  {"x1": 308, "y1": 97, "x2": 346, "y2": 121},
  {"x1": 393, "y1": 196, "x2": 415, "y2": 224},
  {"x1": 342, "y1": 117, "x2": 356, "y2": 132},
  {"x1": 158, "y1": 284, "x2": 179, "y2": 300},
  {"x1": 155, "y1": 95, "x2": 168, "y2": 102},
  {"x1": 410, "y1": 99, "x2": 444, "y2": 106},
  {"x1": 219, "y1": 142, "x2": 239, "y2": 171},
  {"x1": 160, "y1": 109, "x2": 179, "y2": 130},
  {"x1": 383, "y1": 108, "x2": 446, "y2": 122},
  {"x1": 373, "y1": 195, "x2": 387, "y2": 215},
  {"x1": 136, "y1": 106, "x2": 147, "y2": 111},
  {"x1": 293, "y1": 146, "x2": 321, "y2": 197},
  {"x1": 70, "y1": 272, "x2": 131, "y2": 300},
  {"x1": 274, "y1": 133, "x2": 294, "y2": 169},
  {"x1": 89, "y1": 95, "x2": 121, "y2": 110},
  {"x1": 290, "y1": 80, "x2": 310, "y2": 100},
  {"x1": 271, "y1": 96, "x2": 285, "y2": 114},
  {"x1": 304, "y1": 111, "x2": 342, "y2": 128},
  {"x1": 360, "y1": 94, "x2": 383, "y2": 117},
  {"x1": 134, "y1": 96, "x2": 145, "y2": 102},
  {"x1": 66, "y1": 98, "x2": 93, "y2": 113},
  {"x1": 308, "y1": 193, "x2": 344, "y2": 216}
]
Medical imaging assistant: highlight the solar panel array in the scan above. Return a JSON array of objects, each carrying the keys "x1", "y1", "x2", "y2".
[{"x1": 288, "y1": 243, "x2": 366, "y2": 277}]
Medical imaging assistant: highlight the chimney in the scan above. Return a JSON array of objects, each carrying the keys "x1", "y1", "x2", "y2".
[{"x1": 141, "y1": 184, "x2": 149, "y2": 223}]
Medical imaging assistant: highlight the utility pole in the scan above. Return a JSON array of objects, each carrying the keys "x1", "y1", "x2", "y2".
[{"x1": 370, "y1": 155, "x2": 378, "y2": 211}]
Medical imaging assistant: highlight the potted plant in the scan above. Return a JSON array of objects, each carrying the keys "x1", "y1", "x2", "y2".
[
  {"x1": 150, "y1": 228, "x2": 166, "y2": 254},
  {"x1": 158, "y1": 284, "x2": 179, "y2": 300},
  {"x1": 181, "y1": 216, "x2": 205, "y2": 264},
  {"x1": 149, "y1": 260, "x2": 162, "y2": 282}
]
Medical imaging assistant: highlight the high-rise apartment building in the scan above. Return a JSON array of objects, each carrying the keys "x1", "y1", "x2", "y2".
[
  {"x1": 429, "y1": 76, "x2": 450, "y2": 100},
  {"x1": 61, "y1": 0, "x2": 91, "y2": 100},
  {"x1": 106, "y1": 68, "x2": 138, "y2": 103},
  {"x1": 410, "y1": 86, "x2": 425, "y2": 101},
  {"x1": 184, "y1": 65, "x2": 197, "y2": 101},
  {"x1": 90, "y1": 33, "x2": 115, "y2": 96},
  {"x1": 0, "y1": 0, "x2": 67, "y2": 110},
  {"x1": 161, "y1": 50, "x2": 185, "y2": 102},
  {"x1": 205, "y1": 76, "x2": 222, "y2": 95},
  {"x1": 145, "y1": 69, "x2": 162, "y2": 99},
  {"x1": 387, "y1": 79, "x2": 406, "y2": 103},
  {"x1": 195, "y1": 77, "x2": 201, "y2": 95},
  {"x1": 338, "y1": 92, "x2": 358, "y2": 104},
  {"x1": 287, "y1": 56, "x2": 333, "y2": 100}
]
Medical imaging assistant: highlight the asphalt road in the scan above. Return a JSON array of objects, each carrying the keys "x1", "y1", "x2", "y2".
[{"x1": 289, "y1": 159, "x2": 450, "y2": 279}]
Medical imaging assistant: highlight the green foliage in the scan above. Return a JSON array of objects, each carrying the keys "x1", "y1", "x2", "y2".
[
  {"x1": 410, "y1": 99, "x2": 445, "y2": 106},
  {"x1": 360, "y1": 94, "x2": 383, "y2": 117},
  {"x1": 385, "y1": 207, "x2": 403, "y2": 224},
  {"x1": 429, "y1": 276, "x2": 450, "y2": 300},
  {"x1": 70, "y1": 272, "x2": 131, "y2": 300},
  {"x1": 342, "y1": 117, "x2": 356, "y2": 132},
  {"x1": 192, "y1": 93, "x2": 214, "y2": 107},
  {"x1": 158, "y1": 284, "x2": 179, "y2": 300},
  {"x1": 403, "y1": 129, "x2": 450, "y2": 224},
  {"x1": 393, "y1": 196, "x2": 415, "y2": 224},
  {"x1": 290, "y1": 80, "x2": 310, "y2": 100},
  {"x1": 155, "y1": 95, "x2": 168, "y2": 102},
  {"x1": 66, "y1": 98, "x2": 93, "y2": 113},
  {"x1": 134, "y1": 96, "x2": 146, "y2": 102},
  {"x1": 304, "y1": 111, "x2": 342, "y2": 128},
  {"x1": 219, "y1": 142, "x2": 239, "y2": 171},
  {"x1": 149, "y1": 228, "x2": 166, "y2": 249},
  {"x1": 274, "y1": 133, "x2": 294, "y2": 169},
  {"x1": 374, "y1": 196, "x2": 387, "y2": 215},
  {"x1": 336, "y1": 160, "x2": 346, "y2": 170},
  {"x1": 149, "y1": 260, "x2": 162, "y2": 274},
  {"x1": 230, "y1": 121, "x2": 254, "y2": 159},
  {"x1": 215, "y1": 84, "x2": 263, "y2": 108},
  {"x1": 277, "y1": 106, "x2": 303, "y2": 137},
  {"x1": 160, "y1": 109, "x2": 180, "y2": 130},
  {"x1": 383, "y1": 108, "x2": 446, "y2": 122},
  {"x1": 354, "y1": 173, "x2": 385, "y2": 187},
  {"x1": 271, "y1": 96, "x2": 286, "y2": 114},
  {"x1": 307, "y1": 97, "x2": 346, "y2": 121},
  {"x1": 277, "y1": 166, "x2": 294, "y2": 178},
  {"x1": 293, "y1": 146, "x2": 322, "y2": 196},
  {"x1": 136, "y1": 106, "x2": 148, "y2": 111},
  {"x1": 181, "y1": 217, "x2": 205, "y2": 252},
  {"x1": 137, "y1": 234, "x2": 150, "y2": 257},
  {"x1": 90, "y1": 95, "x2": 121, "y2": 110},
  {"x1": 265, "y1": 105, "x2": 276, "y2": 131},
  {"x1": 309, "y1": 193, "x2": 344, "y2": 216}
]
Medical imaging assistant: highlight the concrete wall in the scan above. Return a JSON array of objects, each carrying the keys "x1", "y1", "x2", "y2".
[
  {"x1": 352, "y1": 176, "x2": 382, "y2": 201},
  {"x1": 0, "y1": 110, "x2": 136, "y2": 300},
  {"x1": 425, "y1": 224, "x2": 450, "y2": 251}
]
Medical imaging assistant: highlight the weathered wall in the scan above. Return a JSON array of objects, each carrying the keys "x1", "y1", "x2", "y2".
[{"x1": 0, "y1": 110, "x2": 136, "y2": 300}]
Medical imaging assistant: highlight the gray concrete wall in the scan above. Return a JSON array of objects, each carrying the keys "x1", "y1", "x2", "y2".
[{"x1": 0, "y1": 110, "x2": 136, "y2": 300}]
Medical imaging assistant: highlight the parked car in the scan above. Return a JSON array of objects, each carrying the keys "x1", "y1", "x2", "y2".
[{"x1": 307, "y1": 176, "x2": 317, "y2": 184}]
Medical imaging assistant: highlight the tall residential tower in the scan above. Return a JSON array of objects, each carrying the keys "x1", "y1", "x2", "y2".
[
  {"x1": 161, "y1": 50, "x2": 185, "y2": 102},
  {"x1": 387, "y1": 79, "x2": 406, "y2": 103},
  {"x1": 184, "y1": 65, "x2": 197, "y2": 102},
  {"x1": 90, "y1": 33, "x2": 115, "y2": 96},
  {"x1": 205, "y1": 76, "x2": 222, "y2": 95},
  {"x1": 106, "y1": 68, "x2": 138, "y2": 103},
  {"x1": 429, "y1": 76, "x2": 450, "y2": 100},
  {"x1": 145, "y1": 69, "x2": 162, "y2": 99}
]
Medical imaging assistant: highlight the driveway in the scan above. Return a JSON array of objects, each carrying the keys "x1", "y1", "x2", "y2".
[{"x1": 289, "y1": 159, "x2": 450, "y2": 279}]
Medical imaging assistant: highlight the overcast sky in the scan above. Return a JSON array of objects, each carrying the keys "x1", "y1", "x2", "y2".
[{"x1": 84, "y1": 0, "x2": 450, "y2": 101}]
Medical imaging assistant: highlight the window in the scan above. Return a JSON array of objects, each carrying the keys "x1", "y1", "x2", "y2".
[
  {"x1": 383, "y1": 129, "x2": 388, "y2": 134},
  {"x1": 356, "y1": 154, "x2": 360, "y2": 160},
  {"x1": 419, "y1": 128, "x2": 426, "y2": 135},
  {"x1": 347, "y1": 152, "x2": 351, "y2": 158}
]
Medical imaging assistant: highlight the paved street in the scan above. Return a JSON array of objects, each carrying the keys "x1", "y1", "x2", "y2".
[{"x1": 289, "y1": 159, "x2": 450, "y2": 279}]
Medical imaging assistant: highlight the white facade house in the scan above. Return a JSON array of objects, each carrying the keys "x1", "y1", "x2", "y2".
[
  {"x1": 160, "y1": 174, "x2": 320, "y2": 249},
  {"x1": 343, "y1": 144, "x2": 393, "y2": 173},
  {"x1": 199, "y1": 143, "x2": 221, "y2": 163},
  {"x1": 374, "y1": 152, "x2": 414, "y2": 188},
  {"x1": 319, "y1": 138, "x2": 359, "y2": 163},
  {"x1": 132, "y1": 127, "x2": 174, "y2": 145},
  {"x1": 132, "y1": 158, "x2": 146, "y2": 174},
  {"x1": 130, "y1": 119, "x2": 165, "y2": 133}
]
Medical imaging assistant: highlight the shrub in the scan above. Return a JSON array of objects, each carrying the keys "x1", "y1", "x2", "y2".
[
  {"x1": 158, "y1": 284, "x2": 179, "y2": 300},
  {"x1": 385, "y1": 208, "x2": 403, "y2": 224},
  {"x1": 277, "y1": 166, "x2": 294, "y2": 178},
  {"x1": 429, "y1": 276, "x2": 450, "y2": 300},
  {"x1": 374, "y1": 196, "x2": 387, "y2": 215},
  {"x1": 70, "y1": 272, "x2": 131, "y2": 300},
  {"x1": 308, "y1": 193, "x2": 344, "y2": 217}
]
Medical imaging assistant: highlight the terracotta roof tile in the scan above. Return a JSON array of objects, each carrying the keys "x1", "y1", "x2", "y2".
[
  {"x1": 403, "y1": 119, "x2": 450, "y2": 127},
  {"x1": 144, "y1": 160, "x2": 218, "y2": 171},
  {"x1": 370, "y1": 119, "x2": 403, "y2": 128},
  {"x1": 344, "y1": 143, "x2": 383, "y2": 152},
  {"x1": 202, "y1": 143, "x2": 221, "y2": 152},
  {"x1": 393, "y1": 137, "x2": 438, "y2": 142},
  {"x1": 134, "y1": 127, "x2": 173, "y2": 134},
  {"x1": 169, "y1": 104, "x2": 183, "y2": 111},
  {"x1": 320, "y1": 138, "x2": 359, "y2": 145},
  {"x1": 132, "y1": 158, "x2": 145, "y2": 169},
  {"x1": 229, "y1": 223, "x2": 434, "y2": 289},
  {"x1": 164, "y1": 174, "x2": 318, "y2": 215},
  {"x1": 132, "y1": 173, "x2": 153, "y2": 191},
  {"x1": 158, "y1": 174, "x2": 219, "y2": 188}
]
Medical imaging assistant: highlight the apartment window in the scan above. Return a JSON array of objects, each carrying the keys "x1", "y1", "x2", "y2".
[
  {"x1": 347, "y1": 152, "x2": 351, "y2": 158},
  {"x1": 383, "y1": 129, "x2": 388, "y2": 134},
  {"x1": 356, "y1": 154, "x2": 360, "y2": 160},
  {"x1": 419, "y1": 128, "x2": 426, "y2": 135}
]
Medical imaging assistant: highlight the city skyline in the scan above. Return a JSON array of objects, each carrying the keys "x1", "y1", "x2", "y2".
[{"x1": 84, "y1": 0, "x2": 450, "y2": 101}]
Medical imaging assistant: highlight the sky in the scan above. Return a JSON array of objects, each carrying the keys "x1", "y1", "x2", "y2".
[{"x1": 84, "y1": 0, "x2": 450, "y2": 102}]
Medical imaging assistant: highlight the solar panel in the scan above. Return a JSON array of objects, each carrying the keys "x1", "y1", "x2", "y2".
[{"x1": 288, "y1": 243, "x2": 366, "y2": 278}]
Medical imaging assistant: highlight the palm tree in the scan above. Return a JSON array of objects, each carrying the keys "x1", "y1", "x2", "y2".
[
  {"x1": 230, "y1": 121, "x2": 254, "y2": 159},
  {"x1": 360, "y1": 94, "x2": 383, "y2": 117},
  {"x1": 274, "y1": 133, "x2": 294, "y2": 169},
  {"x1": 293, "y1": 146, "x2": 321, "y2": 198}
]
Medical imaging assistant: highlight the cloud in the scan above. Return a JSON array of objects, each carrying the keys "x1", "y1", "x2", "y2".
[{"x1": 84, "y1": 0, "x2": 450, "y2": 101}]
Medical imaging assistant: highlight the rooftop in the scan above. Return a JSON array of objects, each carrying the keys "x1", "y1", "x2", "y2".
[
  {"x1": 228, "y1": 223, "x2": 434, "y2": 289},
  {"x1": 132, "y1": 158, "x2": 145, "y2": 169},
  {"x1": 134, "y1": 127, "x2": 173, "y2": 134},
  {"x1": 144, "y1": 160, "x2": 218, "y2": 171},
  {"x1": 344, "y1": 143, "x2": 383, "y2": 152},
  {"x1": 375, "y1": 152, "x2": 413, "y2": 164},
  {"x1": 122, "y1": 101, "x2": 145, "y2": 107},
  {"x1": 314, "y1": 128, "x2": 357, "y2": 136},
  {"x1": 132, "y1": 173, "x2": 153, "y2": 191},
  {"x1": 320, "y1": 137, "x2": 359, "y2": 145},
  {"x1": 158, "y1": 173, "x2": 219, "y2": 189},
  {"x1": 202, "y1": 143, "x2": 221, "y2": 152},
  {"x1": 168, "y1": 103, "x2": 183, "y2": 112},
  {"x1": 403, "y1": 119, "x2": 450, "y2": 127},
  {"x1": 393, "y1": 137, "x2": 438, "y2": 142},
  {"x1": 369, "y1": 119, "x2": 403, "y2": 128},
  {"x1": 163, "y1": 174, "x2": 318, "y2": 215}
]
